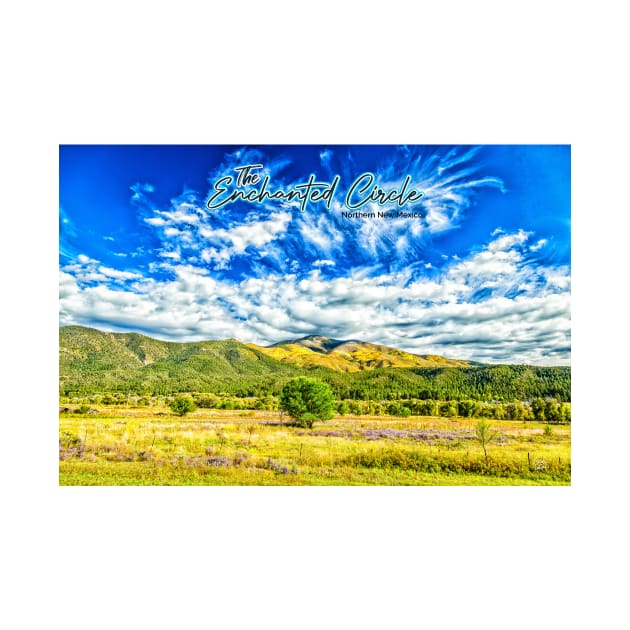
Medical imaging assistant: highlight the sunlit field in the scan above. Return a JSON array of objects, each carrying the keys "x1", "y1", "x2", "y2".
[{"x1": 59, "y1": 406, "x2": 570, "y2": 486}]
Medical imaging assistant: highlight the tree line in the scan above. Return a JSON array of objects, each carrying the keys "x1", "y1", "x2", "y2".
[
  {"x1": 62, "y1": 391, "x2": 570, "y2": 423},
  {"x1": 60, "y1": 364, "x2": 570, "y2": 402}
]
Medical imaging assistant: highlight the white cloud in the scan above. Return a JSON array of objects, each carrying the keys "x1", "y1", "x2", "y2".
[
  {"x1": 200, "y1": 211, "x2": 291, "y2": 253},
  {"x1": 193, "y1": 211, "x2": 293, "y2": 268},
  {"x1": 130, "y1": 182, "x2": 155, "y2": 202},
  {"x1": 62, "y1": 255, "x2": 141, "y2": 286},
  {"x1": 60, "y1": 230, "x2": 570, "y2": 365},
  {"x1": 160, "y1": 250, "x2": 181, "y2": 261},
  {"x1": 487, "y1": 229, "x2": 530, "y2": 252},
  {"x1": 145, "y1": 203, "x2": 202, "y2": 228},
  {"x1": 98, "y1": 266, "x2": 141, "y2": 280},
  {"x1": 145, "y1": 217, "x2": 168, "y2": 227},
  {"x1": 368, "y1": 146, "x2": 505, "y2": 244},
  {"x1": 298, "y1": 212, "x2": 344, "y2": 255},
  {"x1": 530, "y1": 238, "x2": 548, "y2": 251}
]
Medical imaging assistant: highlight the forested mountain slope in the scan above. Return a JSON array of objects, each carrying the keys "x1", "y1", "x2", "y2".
[{"x1": 59, "y1": 326, "x2": 570, "y2": 401}]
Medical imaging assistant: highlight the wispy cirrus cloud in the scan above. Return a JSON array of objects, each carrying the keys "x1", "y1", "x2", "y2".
[{"x1": 126, "y1": 146, "x2": 508, "y2": 277}]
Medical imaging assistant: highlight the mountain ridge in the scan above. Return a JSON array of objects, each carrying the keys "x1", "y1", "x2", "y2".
[
  {"x1": 251, "y1": 334, "x2": 473, "y2": 371},
  {"x1": 58, "y1": 326, "x2": 571, "y2": 401},
  {"x1": 60, "y1": 325, "x2": 474, "y2": 372}
]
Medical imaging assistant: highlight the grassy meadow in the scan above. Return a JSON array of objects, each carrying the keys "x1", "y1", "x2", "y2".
[{"x1": 59, "y1": 405, "x2": 570, "y2": 485}]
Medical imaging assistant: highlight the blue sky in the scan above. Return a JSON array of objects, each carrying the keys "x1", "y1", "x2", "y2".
[{"x1": 59, "y1": 145, "x2": 570, "y2": 364}]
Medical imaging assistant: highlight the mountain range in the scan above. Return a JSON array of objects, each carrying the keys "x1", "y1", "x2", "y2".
[
  {"x1": 59, "y1": 325, "x2": 571, "y2": 401},
  {"x1": 60, "y1": 326, "x2": 471, "y2": 373}
]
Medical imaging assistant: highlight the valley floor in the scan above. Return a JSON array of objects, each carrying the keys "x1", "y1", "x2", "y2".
[{"x1": 59, "y1": 408, "x2": 571, "y2": 486}]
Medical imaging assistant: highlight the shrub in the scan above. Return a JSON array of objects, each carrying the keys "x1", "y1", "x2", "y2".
[{"x1": 169, "y1": 395, "x2": 197, "y2": 417}]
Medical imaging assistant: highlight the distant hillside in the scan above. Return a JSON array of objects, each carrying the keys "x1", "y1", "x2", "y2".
[
  {"x1": 250, "y1": 335, "x2": 471, "y2": 371},
  {"x1": 59, "y1": 326, "x2": 571, "y2": 401},
  {"x1": 59, "y1": 325, "x2": 300, "y2": 395}
]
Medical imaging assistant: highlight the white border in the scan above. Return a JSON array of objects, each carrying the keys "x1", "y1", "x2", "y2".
[{"x1": 5, "y1": 2, "x2": 628, "y2": 629}]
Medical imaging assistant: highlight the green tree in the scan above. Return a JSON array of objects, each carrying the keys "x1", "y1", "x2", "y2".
[
  {"x1": 169, "y1": 395, "x2": 197, "y2": 416},
  {"x1": 348, "y1": 401, "x2": 362, "y2": 415},
  {"x1": 421, "y1": 399, "x2": 439, "y2": 417},
  {"x1": 280, "y1": 377, "x2": 334, "y2": 428},
  {"x1": 506, "y1": 401, "x2": 527, "y2": 421},
  {"x1": 439, "y1": 401, "x2": 457, "y2": 417},
  {"x1": 398, "y1": 404, "x2": 411, "y2": 417},
  {"x1": 545, "y1": 399, "x2": 562, "y2": 424},
  {"x1": 531, "y1": 397, "x2": 546, "y2": 422},
  {"x1": 457, "y1": 400, "x2": 477, "y2": 418},
  {"x1": 337, "y1": 401, "x2": 350, "y2": 415}
]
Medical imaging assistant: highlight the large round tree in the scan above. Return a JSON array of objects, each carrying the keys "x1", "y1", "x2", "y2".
[{"x1": 280, "y1": 377, "x2": 334, "y2": 428}]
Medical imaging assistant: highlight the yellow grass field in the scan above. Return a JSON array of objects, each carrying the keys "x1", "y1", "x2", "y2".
[{"x1": 59, "y1": 406, "x2": 571, "y2": 485}]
